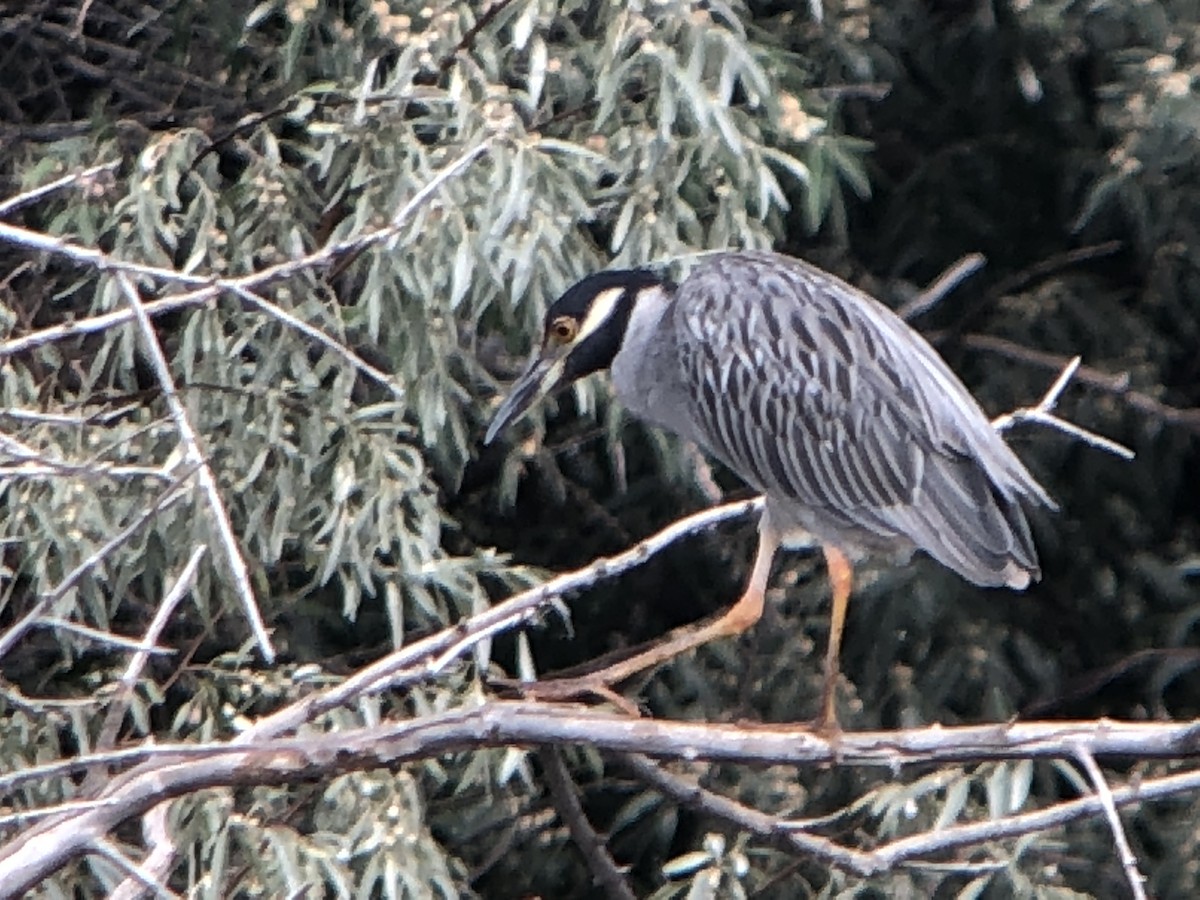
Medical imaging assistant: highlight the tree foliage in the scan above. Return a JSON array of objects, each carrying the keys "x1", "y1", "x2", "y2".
[{"x1": 0, "y1": 1, "x2": 1197, "y2": 898}]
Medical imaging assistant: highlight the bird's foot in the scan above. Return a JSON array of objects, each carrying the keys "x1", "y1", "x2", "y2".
[{"x1": 812, "y1": 712, "x2": 843, "y2": 740}]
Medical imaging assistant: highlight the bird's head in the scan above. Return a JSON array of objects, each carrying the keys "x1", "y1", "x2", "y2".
[{"x1": 484, "y1": 268, "x2": 665, "y2": 444}]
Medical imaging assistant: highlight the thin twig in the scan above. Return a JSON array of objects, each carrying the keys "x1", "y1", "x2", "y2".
[
  {"x1": 987, "y1": 240, "x2": 1124, "y2": 301},
  {"x1": 0, "y1": 406, "x2": 134, "y2": 425},
  {"x1": 89, "y1": 547, "x2": 207, "y2": 776},
  {"x1": 5, "y1": 707, "x2": 1200, "y2": 894},
  {"x1": 898, "y1": 252, "x2": 987, "y2": 321},
  {"x1": 0, "y1": 422, "x2": 174, "y2": 480},
  {"x1": 817, "y1": 82, "x2": 893, "y2": 101},
  {"x1": 226, "y1": 284, "x2": 404, "y2": 401},
  {"x1": 70, "y1": 0, "x2": 98, "y2": 38},
  {"x1": 991, "y1": 356, "x2": 1135, "y2": 460},
  {"x1": 0, "y1": 798, "x2": 126, "y2": 829},
  {"x1": 0, "y1": 462, "x2": 174, "y2": 480},
  {"x1": 437, "y1": 0, "x2": 521, "y2": 74},
  {"x1": 113, "y1": 272, "x2": 276, "y2": 663},
  {"x1": 541, "y1": 748, "x2": 636, "y2": 900},
  {"x1": 108, "y1": 804, "x2": 176, "y2": 900},
  {"x1": 0, "y1": 161, "x2": 119, "y2": 218},
  {"x1": 963, "y1": 332, "x2": 1200, "y2": 436},
  {"x1": 1023, "y1": 648, "x2": 1200, "y2": 718},
  {"x1": 620, "y1": 752, "x2": 869, "y2": 873},
  {"x1": 1074, "y1": 745, "x2": 1147, "y2": 900},
  {"x1": 387, "y1": 141, "x2": 492, "y2": 232},
  {"x1": 33, "y1": 618, "x2": 175, "y2": 655},
  {"x1": 89, "y1": 837, "x2": 179, "y2": 900},
  {"x1": 0, "y1": 431, "x2": 50, "y2": 459}
]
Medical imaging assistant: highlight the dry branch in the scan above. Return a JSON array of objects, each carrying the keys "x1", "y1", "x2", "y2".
[
  {"x1": 992, "y1": 355, "x2": 1135, "y2": 459},
  {"x1": 90, "y1": 548, "x2": 206, "y2": 773},
  {"x1": 2, "y1": 703, "x2": 1199, "y2": 895},
  {"x1": 963, "y1": 332, "x2": 1200, "y2": 435},
  {"x1": 0, "y1": 161, "x2": 118, "y2": 218},
  {"x1": 542, "y1": 748, "x2": 636, "y2": 900},
  {"x1": 897, "y1": 252, "x2": 987, "y2": 320},
  {"x1": 238, "y1": 497, "x2": 763, "y2": 742},
  {"x1": 1074, "y1": 744, "x2": 1147, "y2": 900},
  {"x1": 114, "y1": 271, "x2": 274, "y2": 662}
]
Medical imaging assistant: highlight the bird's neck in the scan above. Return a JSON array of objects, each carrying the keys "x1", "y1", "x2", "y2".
[
  {"x1": 614, "y1": 285, "x2": 672, "y2": 367},
  {"x1": 610, "y1": 287, "x2": 696, "y2": 439}
]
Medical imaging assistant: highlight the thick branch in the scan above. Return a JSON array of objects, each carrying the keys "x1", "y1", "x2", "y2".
[{"x1": 2, "y1": 704, "x2": 1199, "y2": 895}]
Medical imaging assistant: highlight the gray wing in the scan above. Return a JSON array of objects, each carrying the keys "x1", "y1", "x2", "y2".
[{"x1": 673, "y1": 252, "x2": 1053, "y2": 588}]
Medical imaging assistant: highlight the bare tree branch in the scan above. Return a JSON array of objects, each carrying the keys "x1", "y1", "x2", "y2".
[
  {"x1": 541, "y1": 748, "x2": 636, "y2": 900},
  {"x1": 620, "y1": 752, "x2": 871, "y2": 873},
  {"x1": 108, "y1": 805, "x2": 175, "y2": 900},
  {"x1": 992, "y1": 355, "x2": 1135, "y2": 459},
  {"x1": 986, "y1": 241, "x2": 1125, "y2": 301},
  {"x1": 437, "y1": 0, "x2": 522, "y2": 74},
  {"x1": 2, "y1": 704, "x2": 1199, "y2": 895},
  {"x1": 88, "y1": 546, "x2": 207, "y2": 791},
  {"x1": 0, "y1": 161, "x2": 119, "y2": 218},
  {"x1": 226, "y1": 283, "x2": 404, "y2": 401},
  {"x1": 113, "y1": 271, "x2": 275, "y2": 663},
  {"x1": 30, "y1": 618, "x2": 175, "y2": 655},
  {"x1": 89, "y1": 837, "x2": 178, "y2": 900},
  {"x1": 0, "y1": 798, "x2": 127, "y2": 830},
  {"x1": 897, "y1": 252, "x2": 987, "y2": 321},
  {"x1": 1023, "y1": 648, "x2": 1200, "y2": 718},
  {"x1": 1074, "y1": 745, "x2": 1147, "y2": 900},
  {"x1": 961, "y1": 332, "x2": 1200, "y2": 435}
]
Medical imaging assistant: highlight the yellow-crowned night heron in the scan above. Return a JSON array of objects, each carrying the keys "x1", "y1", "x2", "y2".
[{"x1": 485, "y1": 250, "x2": 1053, "y2": 727}]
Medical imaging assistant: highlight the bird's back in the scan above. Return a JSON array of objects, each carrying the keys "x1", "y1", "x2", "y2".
[{"x1": 669, "y1": 251, "x2": 1052, "y2": 589}]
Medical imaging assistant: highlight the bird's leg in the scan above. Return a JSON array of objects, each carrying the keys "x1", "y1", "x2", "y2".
[
  {"x1": 519, "y1": 522, "x2": 781, "y2": 705},
  {"x1": 818, "y1": 545, "x2": 853, "y2": 732}
]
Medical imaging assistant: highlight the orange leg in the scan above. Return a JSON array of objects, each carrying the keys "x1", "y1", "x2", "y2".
[
  {"x1": 525, "y1": 522, "x2": 781, "y2": 704},
  {"x1": 820, "y1": 545, "x2": 853, "y2": 731}
]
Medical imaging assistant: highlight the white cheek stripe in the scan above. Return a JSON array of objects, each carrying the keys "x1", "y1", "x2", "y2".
[{"x1": 577, "y1": 287, "x2": 625, "y2": 341}]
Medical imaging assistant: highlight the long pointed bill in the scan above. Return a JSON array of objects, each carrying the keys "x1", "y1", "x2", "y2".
[{"x1": 484, "y1": 354, "x2": 563, "y2": 445}]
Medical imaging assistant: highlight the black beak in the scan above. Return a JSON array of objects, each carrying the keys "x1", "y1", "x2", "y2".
[{"x1": 483, "y1": 353, "x2": 562, "y2": 445}]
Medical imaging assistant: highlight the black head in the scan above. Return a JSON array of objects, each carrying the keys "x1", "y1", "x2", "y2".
[{"x1": 484, "y1": 268, "x2": 667, "y2": 444}]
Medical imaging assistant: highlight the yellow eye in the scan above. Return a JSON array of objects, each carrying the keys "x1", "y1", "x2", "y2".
[{"x1": 549, "y1": 316, "x2": 578, "y2": 343}]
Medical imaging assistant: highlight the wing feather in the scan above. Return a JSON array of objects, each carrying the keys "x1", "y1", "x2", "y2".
[{"x1": 672, "y1": 252, "x2": 1052, "y2": 587}]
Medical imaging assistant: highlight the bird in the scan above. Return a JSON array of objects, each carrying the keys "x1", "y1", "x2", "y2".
[{"x1": 484, "y1": 250, "x2": 1054, "y2": 728}]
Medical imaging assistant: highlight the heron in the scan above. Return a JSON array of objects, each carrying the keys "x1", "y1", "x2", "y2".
[{"x1": 485, "y1": 251, "x2": 1053, "y2": 727}]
